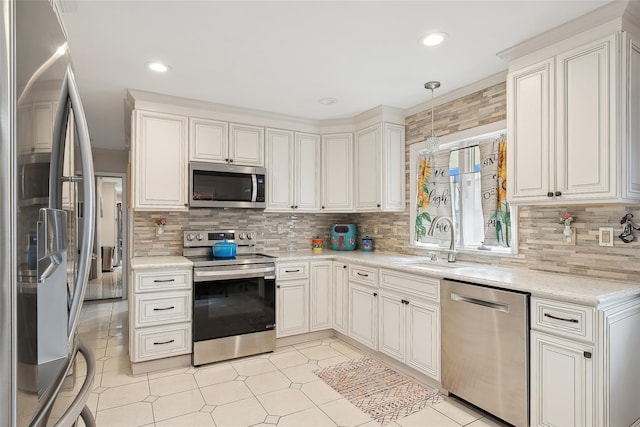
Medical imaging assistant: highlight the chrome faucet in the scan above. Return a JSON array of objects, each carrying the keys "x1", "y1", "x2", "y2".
[{"x1": 427, "y1": 216, "x2": 456, "y2": 262}]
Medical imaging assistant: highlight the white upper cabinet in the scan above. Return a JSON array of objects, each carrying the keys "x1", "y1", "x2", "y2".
[
  {"x1": 266, "y1": 129, "x2": 320, "y2": 212},
  {"x1": 132, "y1": 110, "x2": 188, "y2": 211},
  {"x1": 508, "y1": 31, "x2": 640, "y2": 205},
  {"x1": 321, "y1": 133, "x2": 353, "y2": 212},
  {"x1": 229, "y1": 123, "x2": 264, "y2": 166},
  {"x1": 354, "y1": 123, "x2": 405, "y2": 212},
  {"x1": 189, "y1": 118, "x2": 228, "y2": 163}
]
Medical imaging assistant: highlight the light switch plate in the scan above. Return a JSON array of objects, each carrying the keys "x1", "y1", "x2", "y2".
[{"x1": 599, "y1": 227, "x2": 614, "y2": 246}]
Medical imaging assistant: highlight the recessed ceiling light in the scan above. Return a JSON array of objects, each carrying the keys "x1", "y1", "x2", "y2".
[
  {"x1": 147, "y1": 62, "x2": 170, "y2": 73},
  {"x1": 419, "y1": 32, "x2": 447, "y2": 47},
  {"x1": 318, "y1": 97, "x2": 337, "y2": 105}
]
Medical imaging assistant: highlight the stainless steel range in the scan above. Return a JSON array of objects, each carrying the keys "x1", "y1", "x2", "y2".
[{"x1": 183, "y1": 230, "x2": 276, "y2": 366}]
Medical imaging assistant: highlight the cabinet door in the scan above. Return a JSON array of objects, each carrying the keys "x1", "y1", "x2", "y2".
[
  {"x1": 189, "y1": 118, "x2": 228, "y2": 162},
  {"x1": 276, "y1": 279, "x2": 309, "y2": 338},
  {"x1": 333, "y1": 263, "x2": 349, "y2": 335},
  {"x1": 229, "y1": 123, "x2": 264, "y2": 166},
  {"x1": 321, "y1": 133, "x2": 353, "y2": 212},
  {"x1": 295, "y1": 133, "x2": 321, "y2": 211},
  {"x1": 530, "y1": 331, "x2": 594, "y2": 427},
  {"x1": 266, "y1": 128, "x2": 294, "y2": 211},
  {"x1": 507, "y1": 59, "x2": 554, "y2": 203},
  {"x1": 133, "y1": 111, "x2": 188, "y2": 211},
  {"x1": 556, "y1": 34, "x2": 616, "y2": 200},
  {"x1": 33, "y1": 102, "x2": 54, "y2": 153},
  {"x1": 310, "y1": 262, "x2": 332, "y2": 331},
  {"x1": 378, "y1": 291, "x2": 405, "y2": 362},
  {"x1": 382, "y1": 123, "x2": 406, "y2": 211},
  {"x1": 406, "y1": 299, "x2": 440, "y2": 380},
  {"x1": 348, "y1": 282, "x2": 378, "y2": 350},
  {"x1": 18, "y1": 104, "x2": 33, "y2": 154},
  {"x1": 354, "y1": 125, "x2": 381, "y2": 211}
]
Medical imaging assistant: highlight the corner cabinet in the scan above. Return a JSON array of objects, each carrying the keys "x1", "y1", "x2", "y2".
[
  {"x1": 266, "y1": 129, "x2": 320, "y2": 212},
  {"x1": 321, "y1": 133, "x2": 353, "y2": 212},
  {"x1": 131, "y1": 110, "x2": 188, "y2": 211},
  {"x1": 354, "y1": 123, "x2": 405, "y2": 212},
  {"x1": 507, "y1": 32, "x2": 640, "y2": 205}
]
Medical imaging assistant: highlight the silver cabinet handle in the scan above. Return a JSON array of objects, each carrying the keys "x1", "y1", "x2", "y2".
[
  {"x1": 544, "y1": 313, "x2": 579, "y2": 323},
  {"x1": 450, "y1": 292, "x2": 510, "y2": 313},
  {"x1": 154, "y1": 339, "x2": 175, "y2": 345},
  {"x1": 153, "y1": 306, "x2": 175, "y2": 311},
  {"x1": 154, "y1": 278, "x2": 176, "y2": 283}
]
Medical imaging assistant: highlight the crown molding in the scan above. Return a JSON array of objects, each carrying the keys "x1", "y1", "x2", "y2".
[
  {"x1": 497, "y1": 0, "x2": 631, "y2": 63},
  {"x1": 403, "y1": 71, "x2": 507, "y2": 118}
]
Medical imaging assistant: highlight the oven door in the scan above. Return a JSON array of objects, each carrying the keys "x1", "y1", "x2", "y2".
[{"x1": 193, "y1": 266, "x2": 276, "y2": 343}]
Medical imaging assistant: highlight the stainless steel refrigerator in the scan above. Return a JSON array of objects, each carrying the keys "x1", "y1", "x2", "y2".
[{"x1": 1, "y1": 0, "x2": 97, "y2": 425}]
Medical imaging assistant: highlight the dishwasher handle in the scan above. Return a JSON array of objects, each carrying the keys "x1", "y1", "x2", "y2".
[{"x1": 450, "y1": 292, "x2": 510, "y2": 313}]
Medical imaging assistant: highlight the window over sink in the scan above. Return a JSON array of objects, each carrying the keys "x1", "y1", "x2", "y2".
[{"x1": 409, "y1": 121, "x2": 517, "y2": 255}]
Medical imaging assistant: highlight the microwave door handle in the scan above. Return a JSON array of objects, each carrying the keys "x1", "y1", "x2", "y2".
[{"x1": 251, "y1": 174, "x2": 257, "y2": 202}]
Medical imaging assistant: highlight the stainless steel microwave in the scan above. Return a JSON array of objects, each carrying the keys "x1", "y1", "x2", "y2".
[{"x1": 189, "y1": 162, "x2": 266, "y2": 209}]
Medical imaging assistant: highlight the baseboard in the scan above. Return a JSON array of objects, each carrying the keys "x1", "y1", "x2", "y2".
[
  {"x1": 130, "y1": 354, "x2": 191, "y2": 376},
  {"x1": 276, "y1": 329, "x2": 335, "y2": 347}
]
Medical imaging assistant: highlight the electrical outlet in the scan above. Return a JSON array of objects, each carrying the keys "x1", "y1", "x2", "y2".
[{"x1": 599, "y1": 227, "x2": 614, "y2": 247}]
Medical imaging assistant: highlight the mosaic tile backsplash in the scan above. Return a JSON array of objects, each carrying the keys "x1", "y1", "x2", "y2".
[{"x1": 132, "y1": 81, "x2": 640, "y2": 283}]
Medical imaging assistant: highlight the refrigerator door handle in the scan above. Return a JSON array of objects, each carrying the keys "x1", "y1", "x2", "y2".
[
  {"x1": 54, "y1": 339, "x2": 96, "y2": 427},
  {"x1": 52, "y1": 67, "x2": 95, "y2": 340}
]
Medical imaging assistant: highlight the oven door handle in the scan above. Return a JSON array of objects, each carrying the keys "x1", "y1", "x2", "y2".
[{"x1": 194, "y1": 266, "x2": 275, "y2": 281}]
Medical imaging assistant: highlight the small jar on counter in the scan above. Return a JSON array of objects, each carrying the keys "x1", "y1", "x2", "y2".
[
  {"x1": 362, "y1": 236, "x2": 373, "y2": 252},
  {"x1": 312, "y1": 236, "x2": 323, "y2": 253}
]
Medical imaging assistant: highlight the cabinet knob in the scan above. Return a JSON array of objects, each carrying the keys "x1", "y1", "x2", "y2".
[
  {"x1": 373, "y1": 292, "x2": 378, "y2": 297},
  {"x1": 343, "y1": 265, "x2": 347, "y2": 269},
  {"x1": 377, "y1": 204, "x2": 381, "y2": 208},
  {"x1": 229, "y1": 158, "x2": 234, "y2": 163},
  {"x1": 294, "y1": 205, "x2": 298, "y2": 209},
  {"x1": 225, "y1": 158, "x2": 229, "y2": 162},
  {"x1": 276, "y1": 285, "x2": 280, "y2": 289},
  {"x1": 321, "y1": 206, "x2": 325, "y2": 209},
  {"x1": 547, "y1": 192, "x2": 554, "y2": 197},
  {"x1": 584, "y1": 351, "x2": 592, "y2": 359},
  {"x1": 555, "y1": 191, "x2": 562, "y2": 197},
  {"x1": 291, "y1": 205, "x2": 295, "y2": 209}
]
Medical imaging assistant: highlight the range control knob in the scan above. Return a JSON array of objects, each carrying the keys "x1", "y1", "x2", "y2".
[
  {"x1": 196, "y1": 233, "x2": 204, "y2": 241},
  {"x1": 186, "y1": 233, "x2": 195, "y2": 241},
  {"x1": 247, "y1": 232, "x2": 254, "y2": 240},
  {"x1": 238, "y1": 232, "x2": 247, "y2": 240}
]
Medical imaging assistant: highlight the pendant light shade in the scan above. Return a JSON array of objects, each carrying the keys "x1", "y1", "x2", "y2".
[{"x1": 424, "y1": 81, "x2": 441, "y2": 153}]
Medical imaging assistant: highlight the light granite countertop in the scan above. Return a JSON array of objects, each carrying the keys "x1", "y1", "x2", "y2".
[
  {"x1": 130, "y1": 256, "x2": 193, "y2": 269},
  {"x1": 266, "y1": 249, "x2": 640, "y2": 307}
]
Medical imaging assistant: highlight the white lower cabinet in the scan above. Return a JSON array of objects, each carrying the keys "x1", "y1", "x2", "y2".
[
  {"x1": 129, "y1": 264, "x2": 192, "y2": 363},
  {"x1": 530, "y1": 330, "x2": 594, "y2": 427},
  {"x1": 310, "y1": 261, "x2": 332, "y2": 331},
  {"x1": 348, "y1": 282, "x2": 378, "y2": 350},
  {"x1": 276, "y1": 261, "x2": 309, "y2": 338},
  {"x1": 378, "y1": 269, "x2": 440, "y2": 381},
  {"x1": 530, "y1": 296, "x2": 640, "y2": 427},
  {"x1": 332, "y1": 262, "x2": 349, "y2": 335}
]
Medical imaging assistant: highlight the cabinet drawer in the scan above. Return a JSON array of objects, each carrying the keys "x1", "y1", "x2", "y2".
[
  {"x1": 134, "y1": 291, "x2": 191, "y2": 328},
  {"x1": 349, "y1": 264, "x2": 378, "y2": 286},
  {"x1": 531, "y1": 297, "x2": 595, "y2": 343},
  {"x1": 277, "y1": 262, "x2": 309, "y2": 280},
  {"x1": 134, "y1": 269, "x2": 191, "y2": 293},
  {"x1": 380, "y1": 269, "x2": 439, "y2": 302},
  {"x1": 132, "y1": 323, "x2": 191, "y2": 362}
]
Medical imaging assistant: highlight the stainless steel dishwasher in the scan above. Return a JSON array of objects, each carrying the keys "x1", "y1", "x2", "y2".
[{"x1": 441, "y1": 279, "x2": 529, "y2": 427}]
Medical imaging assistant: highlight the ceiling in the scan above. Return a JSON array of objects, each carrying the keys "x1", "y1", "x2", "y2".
[{"x1": 57, "y1": 0, "x2": 612, "y2": 150}]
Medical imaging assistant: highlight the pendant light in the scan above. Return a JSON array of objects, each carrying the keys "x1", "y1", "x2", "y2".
[{"x1": 424, "y1": 81, "x2": 441, "y2": 153}]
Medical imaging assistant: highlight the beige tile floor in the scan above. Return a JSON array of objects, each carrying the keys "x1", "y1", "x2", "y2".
[
  {"x1": 85, "y1": 267, "x2": 123, "y2": 301},
  {"x1": 53, "y1": 299, "x2": 508, "y2": 427}
]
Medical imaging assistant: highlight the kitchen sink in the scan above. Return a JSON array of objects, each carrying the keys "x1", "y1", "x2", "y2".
[{"x1": 405, "y1": 261, "x2": 459, "y2": 269}]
